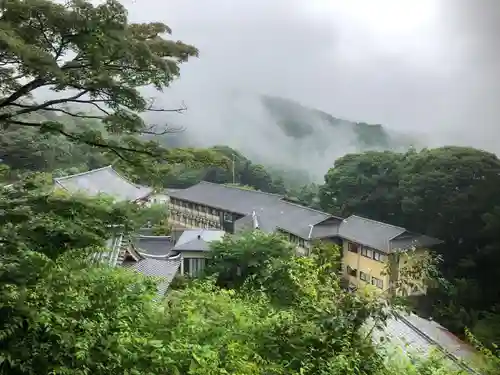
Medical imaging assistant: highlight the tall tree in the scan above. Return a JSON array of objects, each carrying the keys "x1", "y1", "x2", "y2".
[
  {"x1": 0, "y1": 0, "x2": 219, "y2": 169},
  {"x1": 319, "y1": 146, "x2": 500, "y2": 347}
]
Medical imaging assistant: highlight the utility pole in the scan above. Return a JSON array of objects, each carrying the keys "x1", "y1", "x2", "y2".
[{"x1": 232, "y1": 153, "x2": 236, "y2": 184}]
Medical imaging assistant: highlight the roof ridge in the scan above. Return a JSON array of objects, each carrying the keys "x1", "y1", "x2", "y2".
[
  {"x1": 277, "y1": 198, "x2": 337, "y2": 218},
  {"x1": 198, "y1": 180, "x2": 284, "y2": 198},
  {"x1": 348, "y1": 215, "x2": 406, "y2": 232},
  {"x1": 54, "y1": 165, "x2": 113, "y2": 181}
]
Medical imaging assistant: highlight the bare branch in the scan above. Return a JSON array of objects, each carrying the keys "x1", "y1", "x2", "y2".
[
  {"x1": 140, "y1": 123, "x2": 185, "y2": 135},
  {"x1": 65, "y1": 99, "x2": 111, "y2": 115},
  {"x1": 145, "y1": 98, "x2": 187, "y2": 113}
]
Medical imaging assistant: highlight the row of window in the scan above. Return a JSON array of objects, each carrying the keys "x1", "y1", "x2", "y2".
[
  {"x1": 279, "y1": 230, "x2": 307, "y2": 248},
  {"x1": 348, "y1": 242, "x2": 387, "y2": 263},
  {"x1": 171, "y1": 200, "x2": 235, "y2": 223},
  {"x1": 346, "y1": 266, "x2": 384, "y2": 289},
  {"x1": 171, "y1": 199, "x2": 219, "y2": 216}
]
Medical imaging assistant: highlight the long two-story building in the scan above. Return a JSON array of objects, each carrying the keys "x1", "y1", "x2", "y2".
[{"x1": 167, "y1": 181, "x2": 442, "y2": 294}]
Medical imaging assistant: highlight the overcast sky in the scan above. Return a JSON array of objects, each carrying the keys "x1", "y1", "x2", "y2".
[{"x1": 120, "y1": 0, "x2": 500, "y2": 154}]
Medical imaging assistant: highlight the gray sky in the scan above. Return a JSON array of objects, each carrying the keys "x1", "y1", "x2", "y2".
[{"x1": 119, "y1": 0, "x2": 500, "y2": 175}]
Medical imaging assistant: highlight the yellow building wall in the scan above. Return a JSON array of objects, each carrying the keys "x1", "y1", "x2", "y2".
[{"x1": 341, "y1": 240, "x2": 390, "y2": 292}]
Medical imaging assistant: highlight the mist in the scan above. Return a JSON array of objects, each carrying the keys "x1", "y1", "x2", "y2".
[{"x1": 69, "y1": 1, "x2": 500, "y2": 180}]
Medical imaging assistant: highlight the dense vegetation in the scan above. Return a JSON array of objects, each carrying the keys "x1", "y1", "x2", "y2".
[
  {"x1": 319, "y1": 148, "x2": 500, "y2": 350},
  {"x1": 0, "y1": 0, "x2": 498, "y2": 374}
]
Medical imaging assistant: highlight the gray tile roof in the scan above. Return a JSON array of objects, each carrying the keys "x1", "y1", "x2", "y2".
[
  {"x1": 122, "y1": 257, "x2": 181, "y2": 297},
  {"x1": 338, "y1": 215, "x2": 406, "y2": 253},
  {"x1": 172, "y1": 229, "x2": 225, "y2": 252},
  {"x1": 337, "y1": 215, "x2": 443, "y2": 253},
  {"x1": 370, "y1": 311, "x2": 478, "y2": 374},
  {"x1": 135, "y1": 235, "x2": 174, "y2": 257},
  {"x1": 170, "y1": 182, "x2": 335, "y2": 239},
  {"x1": 54, "y1": 165, "x2": 152, "y2": 202}
]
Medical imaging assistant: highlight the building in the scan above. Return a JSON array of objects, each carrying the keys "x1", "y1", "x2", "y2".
[
  {"x1": 168, "y1": 181, "x2": 442, "y2": 295},
  {"x1": 169, "y1": 229, "x2": 225, "y2": 277},
  {"x1": 53, "y1": 165, "x2": 153, "y2": 203},
  {"x1": 132, "y1": 229, "x2": 224, "y2": 278},
  {"x1": 338, "y1": 215, "x2": 443, "y2": 294}
]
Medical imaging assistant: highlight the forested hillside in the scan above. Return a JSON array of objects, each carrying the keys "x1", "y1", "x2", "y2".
[
  {"x1": 0, "y1": 0, "x2": 498, "y2": 374},
  {"x1": 145, "y1": 93, "x2": 422, "y2": 181}
]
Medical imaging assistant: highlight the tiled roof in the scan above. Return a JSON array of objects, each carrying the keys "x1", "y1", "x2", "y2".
[
  {"x1": 172, "y1": 229, "x2": 225, "y2": 252},
  {"x1": 169, "y1": 182, "x2": 335, "y2": 239},
  {"x1": 338, "y1": 215, "x2": 406, "y2": 253},
  {"x1": 370, "y1": 311, "x2": 478, "y2": 374},
  {"x1": 122, "y1": 257, "x2": 181, "y2": 297},
  {"x1": 54, "y1": 165, "x2": 152, "y2": 202},
  {"x1": 337, "y1": 215, "x2": 442, "y2": 253},
  {"x1": 135, "y1": 235, "x2": 174, "y2": 257}
]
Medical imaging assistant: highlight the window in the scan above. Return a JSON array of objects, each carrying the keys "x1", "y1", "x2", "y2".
[
  {"x1": 346, "y1": 266, "x2": 357, "y2": 277},
  {"x1": 298, "y1": 239, "x2": 305, "y2": 248},
  {"x1": 360, "y1": 271, "x2": 370, "y2": 282},
  {"x1": 212, "y1": 209, "x2": 218, "y2": 216},
  {"x1": 361, "y1": 247, "x2": 373, "y2": 259},
  {"x1": 373, "y1": 252, "x2": 386, "y2": 262},
  {"x1": 223, "y1": 212, "x2": 233, "y2": 223},
  {"x1": 371, "y1": 277, "x2": 383, "y2": 289},
  {"x1": 348, "y1": 242, "x2": 359, "y2": 253},
  {"x1": 183, "y1": 258, "x2": 206, "y2": 277}
]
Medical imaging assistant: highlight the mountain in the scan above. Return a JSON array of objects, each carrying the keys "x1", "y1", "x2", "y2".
[{"x1": 151, "y1": 93, "x2": 422, "y2": 182}]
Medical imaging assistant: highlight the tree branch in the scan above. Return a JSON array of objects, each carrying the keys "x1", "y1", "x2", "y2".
[
  {"x1": 3, "y1": 119, "x2": 161, "y2": 161},
  {"x1": 0, "y1": 90, "x2": 90, "y2": 120},
  {"x1": 0, "y1": 78, "x2": 49, "y2": 108}
]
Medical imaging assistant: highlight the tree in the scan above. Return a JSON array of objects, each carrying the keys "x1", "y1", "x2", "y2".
[
  {"x1": 0, "y1": 172, "x2": 137, "y2": 259},
  {"x1": 319, "y1": 146, "x2": 500, "y2": 348},
  {"x1": 0, "y1": 0, "x2": 220, "y2": 169},
  {"x1": 319, "y1": 150, "x2": 404, "y2": 222}
]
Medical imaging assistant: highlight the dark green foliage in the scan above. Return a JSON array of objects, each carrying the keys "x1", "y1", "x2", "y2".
[
  {"x1": 0, "y1": 172, "x2": 135, "y2": 259},
  {"x1": 319, "y1": 146, "x2": 500, "y2": 348}
]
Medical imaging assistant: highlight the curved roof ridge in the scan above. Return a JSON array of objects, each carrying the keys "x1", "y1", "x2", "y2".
[{"x1": 54, "y1": 165, "x2": 113, "y2": 181}]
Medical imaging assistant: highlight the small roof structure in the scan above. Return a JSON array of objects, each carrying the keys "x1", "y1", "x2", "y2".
[
  {"x1": 172, "y1": 229, "x2": 225, "y2": 252},
  {"x1": 54, "y1": 165, "x2": 152, "y2": 202}
]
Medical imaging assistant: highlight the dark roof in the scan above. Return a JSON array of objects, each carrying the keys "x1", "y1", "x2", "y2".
[
  {"x1": 135, "y1": 235, "x2": 174, "y2": 257},
  {"x1": 122, "y1": 257, "x2": 181, "y2": 296},
  {"x1": 170, "y1": 182, "x2": 337, "y2": 239},
  {"x1": 54, "y1": 165, "x2": 152, "y2": 202},
  {"x1": 337, "y1": 215, "x2": 442, "y2": 253},
  {"x1": 172, "y1": 229, "x2": 225, "y2": 252}
]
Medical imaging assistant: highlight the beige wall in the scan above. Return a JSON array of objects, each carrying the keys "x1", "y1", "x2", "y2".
[
  {"x1": 341, "y1": 239, "x2": 428, "y2": 296},
  {"x1": 341, "y1": 240, "x2": 390, "y2": 293}
]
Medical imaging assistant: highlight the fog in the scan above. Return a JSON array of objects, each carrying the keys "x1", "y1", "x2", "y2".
[{"x1": 123, "y1": 1, "x2": 500, "y2": 179}]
